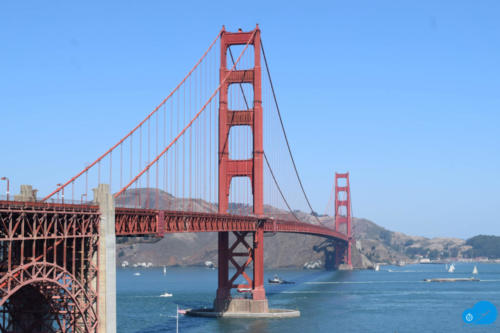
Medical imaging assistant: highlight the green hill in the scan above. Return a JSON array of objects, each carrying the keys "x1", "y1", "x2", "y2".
[{"x1": 465, "y1": 235, "x2": 500, "y2": 258}]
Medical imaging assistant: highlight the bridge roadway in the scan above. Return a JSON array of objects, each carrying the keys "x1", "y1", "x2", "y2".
[
  {"x1": 115, "y1": 207, "x2": 349, "y2": 241},
  {"x1": 0, "y1": 199, "x2": 347, "y2": 242}
]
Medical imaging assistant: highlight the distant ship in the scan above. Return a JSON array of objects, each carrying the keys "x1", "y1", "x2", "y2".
[
  {"x1": 204, "y1": 261, "x2": 216, "y2": 269},
  {"x1": 133, "y1": 272, "x2": 141, "y2": 276},
  {"x1": 160, "y1": 292, "x2": 173, "y2": 297},
  {"x1": 237, "y1": 287, "x2": 252, "y2": 293},
  {"x1": 268, "y1": 274, "x2": 294, "y2": 284}
]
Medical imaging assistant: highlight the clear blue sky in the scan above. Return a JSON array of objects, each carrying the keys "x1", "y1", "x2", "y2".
[{"x1": 1, "y1": 1, "x2": 499, "y2": 238}]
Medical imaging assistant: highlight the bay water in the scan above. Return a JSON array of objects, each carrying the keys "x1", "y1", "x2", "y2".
[{"x1": 117, "y1": 263, "x2": 500, "y2": 332}]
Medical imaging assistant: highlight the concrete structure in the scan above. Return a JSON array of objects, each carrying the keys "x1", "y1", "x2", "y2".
[
  {"x1": 187, "y1": 306, "x2": 300, "y2": 318},
  {"x1": 93, "y1": 184, "x2": 117, "y2": 333},
  {"x1": 13, "y1": 184, "x2": 37, "y2": 201}
]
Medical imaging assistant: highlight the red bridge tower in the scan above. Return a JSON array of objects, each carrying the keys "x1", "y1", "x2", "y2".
[
  {"x1": 334, "y1": 172, "x2": 352, "y2": 267},
  {"x1": 215, "y1": 26, "x2": 268, "y2": 313}
]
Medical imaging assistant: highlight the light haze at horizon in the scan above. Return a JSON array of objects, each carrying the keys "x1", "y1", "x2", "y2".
[{"x1": 0, "y1": 1, "x2": 499, "y2": 239}]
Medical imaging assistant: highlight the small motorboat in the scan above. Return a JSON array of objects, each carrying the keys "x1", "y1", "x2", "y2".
[
  {"x1": 160, "y1": 292, "x2": 173, "y2": 297},
  {"x1": 237, "y1": 287, "x2": 252, "y2": 293},
  {"x1": 268, "y1": 274, "x2": 294, "y2": 284},
  {"x1": 133, "y1": 272, "x2": 141, "y2": 276}
]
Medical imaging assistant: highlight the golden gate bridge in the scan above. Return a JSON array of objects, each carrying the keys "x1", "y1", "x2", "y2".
[{"x1": 0, "y1": 26, "x2": 352, "y2": 332}]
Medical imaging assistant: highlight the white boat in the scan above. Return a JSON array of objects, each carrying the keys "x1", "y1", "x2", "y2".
[
  {"x1": 160, "y1": 292, "x2": 173, "y2": 297},
  {"x1": 472, "y1": 265, "x2": 478, "y2": 275},
  {"x1": 268, "y1": 274, "x2": 294, "y2": 284},
  {"x1": 237, "y1": 287, "x2": 252, "y2": 293},
  {"x1": 374, "y1": 264, "x2": 380, "y2": 271},
  {"x1": 163, "y1": 266, "x2": 167, "y2": 275},
  {"x1": 133, "y1": 272, "x2": 141, "y2": 276},
  {"x1": 268, "y1": 275, "x2": 283, "y2": 284},
  {"x1": 204, "y1": 261, "x2": 215, "y2": 269},
  {"x1": 448, "y1": 264, "x2": 455, "y2": 273}
]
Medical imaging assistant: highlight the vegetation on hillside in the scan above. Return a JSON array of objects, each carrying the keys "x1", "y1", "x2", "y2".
[{"x1": 465, "y1": 235, "x2": 500, "y2": 259}]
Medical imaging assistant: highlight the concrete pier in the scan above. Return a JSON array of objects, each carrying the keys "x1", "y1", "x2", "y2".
[
  {"x1": 214, "y1": 298, "x2": 269, "y2": 314},
  {"x1": 187, "y1": 307, "x2": 300, "y2": 318},
  {"x1": 93, "y1": 184, "x2": 117, "y2": 333},
  {"x1": 188, "y1": 297, "x2": 300, "y2": 318},
  {"x1": 337, "y1": 264, "x2": 353, "y2": 271}
]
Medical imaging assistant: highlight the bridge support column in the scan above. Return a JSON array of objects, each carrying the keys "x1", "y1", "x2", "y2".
[
  {"x1": 213, "y1": 227, "x2": 269, "y2": 314},
  {"x1": 252, "y1": 224, "x2": 265, "y2": 301},
  {"x1": 334, "y1": 242, "x2": 352, "y2": 270},
  {"x1": 93, "y1": 184, "x2": 117, "y2": 333},
  {"x1": 215, "y1": 232, "x2": 230, "y2": 308}
]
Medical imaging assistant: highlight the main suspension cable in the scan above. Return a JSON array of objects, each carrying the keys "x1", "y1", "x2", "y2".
[{"x1": 261, "y1": 40, "x2": 321, "y2": 224}]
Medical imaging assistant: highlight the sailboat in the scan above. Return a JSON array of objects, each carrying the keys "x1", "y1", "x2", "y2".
[
  {"x1": 448, "y1": 263, "x2": 455, "y2": 273},
  {"x1": 163, "y1": 266, "x2": 167, "y2": 275},
  {"x1": 472, "y1": 265, "x2": 478, "y2": 275},
  {"x1": 374, "y1": 264, "x2": 380, "y2": 271}
]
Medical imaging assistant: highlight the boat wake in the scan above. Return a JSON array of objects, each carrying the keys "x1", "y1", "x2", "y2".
[{"x1": 306, "y1": 280, "x2": 425, "y2": 284}]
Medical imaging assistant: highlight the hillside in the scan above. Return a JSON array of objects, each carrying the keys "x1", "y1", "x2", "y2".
[
  {"x1": 465, "y1": 235, "x2": 500, "y2": 258},
  {"x1": 115, "y1": 189, "x2": 477, "y2": 269},
  {"x1": 350, "y1": 218, "x2": 471, "y2": 264}
]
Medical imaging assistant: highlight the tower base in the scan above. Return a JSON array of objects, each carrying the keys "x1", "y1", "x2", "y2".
[
  {"x1": 337, "y1": 263, "x2": 353, "y2": 271},
  {"x1": 187, "y1": 298, "x2": 299, "y2": 318},
  {"x1": 214, "y1": 298, "x2": 269, "y2": 313}
]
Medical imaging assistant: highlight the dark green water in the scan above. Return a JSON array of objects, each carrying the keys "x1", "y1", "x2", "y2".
[{"x1": 117, "y1": 263, "x2": 500, "y2": 332}]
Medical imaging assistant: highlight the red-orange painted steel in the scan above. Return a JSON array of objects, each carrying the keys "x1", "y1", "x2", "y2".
[
  {"x1": 334, "y1": 172, "x2": 352, "y2": 266},
  {"x1": 115, "y1": 208, "x2": 349, "y2": 240},
  {"x1": 217, "y1": 25, "x2": 266, "y2": 302},
  {"x1": 0, "y1": 200, "x2": 100, "y2": 332}
]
